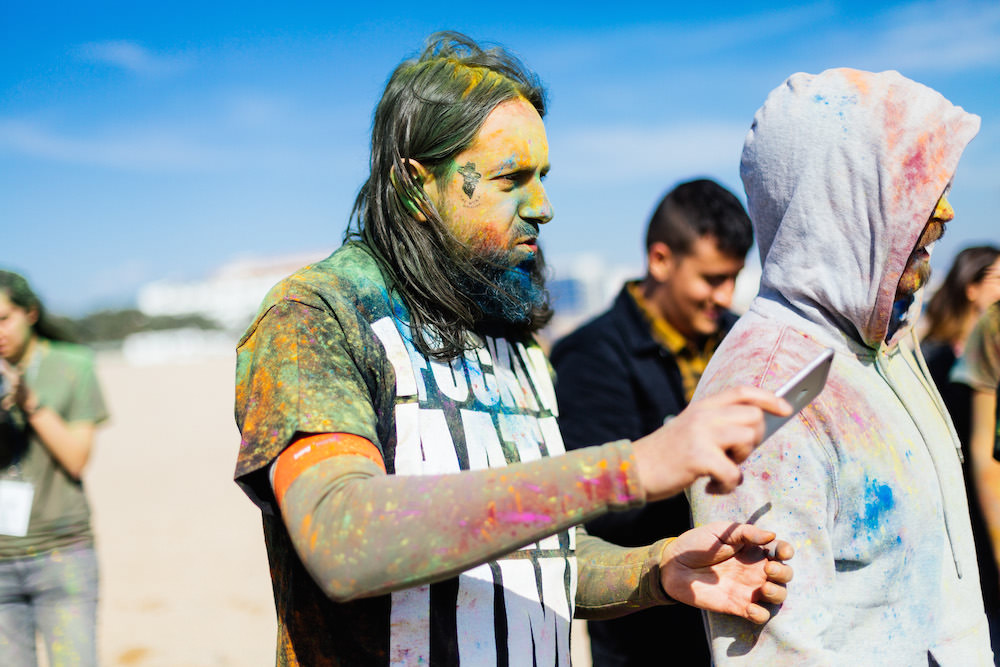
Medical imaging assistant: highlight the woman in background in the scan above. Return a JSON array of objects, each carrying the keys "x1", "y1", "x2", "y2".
[
  {"x1": 954, "y1": 302, "x2": 1000, "y2": 658},
  {"x1": 923, "y1": 246, "x2": 1000, "y2": 662},
  {"x1": 0, "y1": 270, "x2": 108, "y2": 667},
  {"x1": 921, "y1": 244, "x2": 1000, "y2": 444}
]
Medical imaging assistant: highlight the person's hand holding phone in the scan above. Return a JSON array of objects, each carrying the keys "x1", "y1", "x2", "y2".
[
  {"x1": 632, "y1": 348, "x2": 833, "y2": 500},
  {"x1": 632, "y1": 386, "x2": 792, "y2": 502}
]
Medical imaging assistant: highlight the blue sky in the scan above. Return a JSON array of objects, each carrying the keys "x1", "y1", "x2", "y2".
[{"x1": 3, "y1": 1, "x2": 999, "y2": 315}]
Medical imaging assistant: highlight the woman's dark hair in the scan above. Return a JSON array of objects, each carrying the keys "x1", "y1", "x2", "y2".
[
  {"x1": 0, "y1": 270, "x2": 76, "y2": 343},
  {"x1": 345, "y1": 31, "x2": 550, "y2": 360},
  {"x1": 923, "y1": 245, "x2": 1000, "y2": 344}
]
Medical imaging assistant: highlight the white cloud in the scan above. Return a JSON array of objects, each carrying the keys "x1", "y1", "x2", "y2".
[
  {"x1": 76, "y1": 40, "x2": 190, "y2": 76},
  {"x1": 551, "y1": 120, "x2": 749, "y2": 185},
  {"x1": 0, "y1": 119, "x2": 241, "y2": 170},
  {"x1": 850, "y1": 1, "x2": 1000, "y2": 72}
]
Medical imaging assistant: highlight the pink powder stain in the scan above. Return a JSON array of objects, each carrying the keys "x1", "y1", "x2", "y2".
[{"x1": 497, "y1": 511, "x2": 550, "y2": 524}]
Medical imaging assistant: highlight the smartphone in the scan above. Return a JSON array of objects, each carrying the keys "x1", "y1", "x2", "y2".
[{"x1": 762, "y1": 347, "x2": 834, "y2": 441}]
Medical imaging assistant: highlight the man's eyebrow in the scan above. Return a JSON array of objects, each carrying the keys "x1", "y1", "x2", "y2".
[{"x1": 494, "y1": 157, "x2": 519, "y2": 171}]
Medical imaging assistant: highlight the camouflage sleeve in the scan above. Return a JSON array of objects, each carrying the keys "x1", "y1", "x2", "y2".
[
  {"x1": 277, "y1": 439, "x2": 647, "y2": 602},
  {"x1": 235, "y1": 297, "x2": 391, "y2": 507},
  {"x1": 573, "y1": 524, "x2": 674, "y2": 619}
]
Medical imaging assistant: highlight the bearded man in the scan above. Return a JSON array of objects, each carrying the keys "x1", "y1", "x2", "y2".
[
  {"x1": 688, "y1": 68, "x2": 993, "y2": 664},
  {"x1": 233, "y1": 32, "x2": 794, "y2": 665}
]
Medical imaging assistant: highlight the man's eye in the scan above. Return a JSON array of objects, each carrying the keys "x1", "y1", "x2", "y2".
[
  {"x1": 705, "y1": 276, "x2": 732, "y2": 288},
  {"x1": 497, "y1": 173, "x2": 523, "y2": 187}
]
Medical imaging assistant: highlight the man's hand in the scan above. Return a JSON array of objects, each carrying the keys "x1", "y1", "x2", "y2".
[
  {"x1": 660, "y1": 522, "x2": 793, "y2": 624},
  {"x1": 632, "y1": 386, "x2": 791, "y2": 501}
]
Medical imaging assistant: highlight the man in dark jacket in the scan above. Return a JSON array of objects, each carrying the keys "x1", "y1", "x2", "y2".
[{"x1": 551, "y1": 178, "x2": 754, "y2": 666}]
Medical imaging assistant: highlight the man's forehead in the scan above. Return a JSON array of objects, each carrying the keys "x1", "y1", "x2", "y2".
[{"x1": 463, "y1": 100, "x2": 548, "y2": 160}]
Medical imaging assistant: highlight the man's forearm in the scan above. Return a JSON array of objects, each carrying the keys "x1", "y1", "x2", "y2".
[
  {"x1": 279, "y1": 440, "x2": 644, "y2": 602},
  {"x1": 573, "y1": 527, "x2": 673, "y2": 619}
]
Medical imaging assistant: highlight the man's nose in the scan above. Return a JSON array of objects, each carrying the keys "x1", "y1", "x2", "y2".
[
  {"x1": 713, "y1": 279, "x2": 737, "y2": 308},
  {"x1": 520, "y1": 183, "x2": 553, "y2": 225},
  {"x1": 933, "y1": 195, "x2": 954, "y2": 223}
]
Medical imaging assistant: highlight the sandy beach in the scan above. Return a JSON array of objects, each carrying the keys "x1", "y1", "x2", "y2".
[
  {"x1": 86, "y1": 353, "x2": 590, "y2": 666},
  {"x1": 87, "y1": 354, "x2": 275, "y2": 666}
]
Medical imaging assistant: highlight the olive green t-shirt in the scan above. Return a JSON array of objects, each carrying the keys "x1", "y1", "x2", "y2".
[{"x1": 0, "y1": 339, "x2": 109, "y2": 558}]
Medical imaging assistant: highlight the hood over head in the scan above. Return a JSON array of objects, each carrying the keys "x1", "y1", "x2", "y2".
[{"x1": 742, "y1": 68, "x2": 980, "y2": 348}]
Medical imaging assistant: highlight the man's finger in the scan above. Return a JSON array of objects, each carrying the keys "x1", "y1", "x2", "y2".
[
  {"x1": 764, "y1": 560, "x2": 794, "y2": 585},
  {"x1": 723, "y1": 425, "x2": 765, "y2": 464},
  {"x1": 770, "y1": 540, "x2": 795, "y2": 562},
  {"x1": 710, "y1": 386, "x2": 793, "y2": 417},
  {"x1": 724, "y1": 523, "x2": 776, "y2": 546},
  {"x1": 702, "y1": 451, "x2": 743, "y2": 494},
  {"x1": 744, "y1": 602, "x2": 771, "y2": 625},
  {"x1": 757, "y1": 581, "x2": 787, "y2": 605}
]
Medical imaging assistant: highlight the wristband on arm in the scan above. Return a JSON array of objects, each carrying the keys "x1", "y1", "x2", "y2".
[{"x1": 271, "y1": 433, "x2": 386, "y2": 506}]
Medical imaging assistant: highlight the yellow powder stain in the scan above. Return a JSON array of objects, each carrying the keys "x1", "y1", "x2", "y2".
[{"x1": 117, "y1": 647, "x2": 152, "y2": 665}]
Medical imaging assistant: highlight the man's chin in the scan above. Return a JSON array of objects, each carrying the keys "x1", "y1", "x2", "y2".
[{"x1": 896, "y1": 260, "x2": 931, "y2": 300}]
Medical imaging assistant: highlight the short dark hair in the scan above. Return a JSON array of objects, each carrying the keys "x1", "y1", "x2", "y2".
[
  {"x1": 345, "y1": 31, "x2": 550, "y2": 360},
  {"x1": 645, "y1": 178, "x2": 753, "y2": 258}
]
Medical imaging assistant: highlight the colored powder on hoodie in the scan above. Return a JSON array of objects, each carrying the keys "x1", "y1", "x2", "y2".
[{"x1": 688, "y1": 68, "x2": 991, "y2": 665}]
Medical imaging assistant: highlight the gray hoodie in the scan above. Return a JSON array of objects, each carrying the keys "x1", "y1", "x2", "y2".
[{"x1": 689, "y1": 68, "x2": 991, "y2": 665}]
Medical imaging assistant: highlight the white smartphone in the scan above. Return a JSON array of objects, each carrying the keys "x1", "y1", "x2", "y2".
[{"x1": 762, "y1": 348, "x2": 835, "y2": 441}]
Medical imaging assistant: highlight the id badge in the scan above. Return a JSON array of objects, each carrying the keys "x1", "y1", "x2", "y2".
[{"x1": 0, "y1": 479, "x2": 34, "y2": 537}]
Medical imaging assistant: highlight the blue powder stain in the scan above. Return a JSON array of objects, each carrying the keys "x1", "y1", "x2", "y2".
[
  {"x1": 863, "y1": 479, "x2": 895, "y2": 531},
  {"x1": 813, "y1": 94, "x2": 829, "y2": 104}
]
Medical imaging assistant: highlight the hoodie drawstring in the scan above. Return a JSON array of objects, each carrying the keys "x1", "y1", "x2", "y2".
[{"x1": 873, "y1": 336, "x2": 964, "y2": 579}]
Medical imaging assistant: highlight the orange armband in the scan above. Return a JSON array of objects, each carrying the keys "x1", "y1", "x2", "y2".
[{"x1": 272, "y1": 433, "x2": 386, "y2": 506}]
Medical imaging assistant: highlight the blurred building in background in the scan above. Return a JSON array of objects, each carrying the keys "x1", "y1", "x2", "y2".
[
  {"x1": 125, "y1": 249, "x2": 761, "y2": 364},
  {"x1": 127, "y1": 251, "x2": 328, "y2": 364}
]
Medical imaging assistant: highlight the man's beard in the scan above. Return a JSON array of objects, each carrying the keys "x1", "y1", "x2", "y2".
[{"x1": 447, "y1": 244, "x2": 550, "y2": 329}]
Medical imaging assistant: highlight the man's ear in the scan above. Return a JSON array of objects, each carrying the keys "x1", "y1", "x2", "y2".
[
  {"x1": 647, "y1": 241, "x2": 675, "y2": 282},
  {"x1": 390, "y1": 159, "x2": 434, "y2": 222}
]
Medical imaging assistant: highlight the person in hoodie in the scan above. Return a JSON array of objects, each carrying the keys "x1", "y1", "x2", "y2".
[{"x1": 688, "y1": 68, "x2": 993, "y2": 664}]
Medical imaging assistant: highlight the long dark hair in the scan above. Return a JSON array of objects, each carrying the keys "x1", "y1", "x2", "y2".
[
  {"x1": 923, "y1": 245, "x2": 1000, "y2": 344},
  {"x1": 345, "y1": 31, "x2": 551, "y2": 360},
  {"x1": 0, "y1": 270, "x2": 76, "y2": 343}
]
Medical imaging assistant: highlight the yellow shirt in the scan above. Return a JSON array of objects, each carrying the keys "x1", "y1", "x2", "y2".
[{"x1": 626, "y1": 281, "x2": 723, "y2": 403}]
